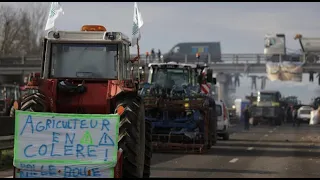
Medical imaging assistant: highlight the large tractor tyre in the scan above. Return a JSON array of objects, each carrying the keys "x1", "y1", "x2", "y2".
[
  {"x1": 20, "y1": 93, "x2": 47, "y2": 112},
  {"x1": 143, "y1": 120, "x2": 152, "y2": 178},
  {"x1": 211, "y1": 106, "x2": 218, "y2": 146},
  {"x1": 11, "y1": 93, "x2": 47, "y2": 117},
  {"x1": 9, "y1": 105, "x2": 15, "y2": 117},
  {"x1": 115, "y1": 97, "x2": 149, "y2": 178},
  {"x1": 207, "y1": 108, "x2": 214, "y2": 149},
  {"x1": 275, "y1": 116, "x2": 282, "y2": 126}
]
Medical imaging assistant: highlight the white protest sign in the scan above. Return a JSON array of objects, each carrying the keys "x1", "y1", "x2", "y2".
[
  {"x1": 15, "y1": 163, "x2": 114, "y2": 178},
  {"x1": 13, "y1": 110, "x2": 120, "y2": 178}
]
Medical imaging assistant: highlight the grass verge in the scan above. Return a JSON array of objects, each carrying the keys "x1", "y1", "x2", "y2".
[{"x1": 0, "y1": 150, "x2": 13, "y2": 171}]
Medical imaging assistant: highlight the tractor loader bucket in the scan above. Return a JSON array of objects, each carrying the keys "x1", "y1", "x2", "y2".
[
  {"x1": 144, "y1": 97, "x2": 212, "y2": 154},
  {"x1": 152, "y1": 133, "x2": 207, "y2": 154}
]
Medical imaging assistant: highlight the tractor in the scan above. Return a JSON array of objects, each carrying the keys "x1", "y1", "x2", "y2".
[
  {"x1": 9, "y1": 73, "x2": 39, "y2": 117},
  {"x1": 0, "y1": 84, "x2": 21, "y2": 116},
  {"x1": 139, "y1": 62, "x2": 217, "y2": 153},
  {"x1": 251, "y1": 90, "x2": 284, "y2": 126},
  {"x1": 11, "y1": 25, "x2": 152, "y2": 178}
]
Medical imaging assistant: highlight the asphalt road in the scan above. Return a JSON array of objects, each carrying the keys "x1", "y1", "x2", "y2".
[
  {"x1": 151, "y1": 123, "x2": 320, "y2": 178},
  {"x1": 2, "y1": 122, "x2": 320, "y2": 178}
]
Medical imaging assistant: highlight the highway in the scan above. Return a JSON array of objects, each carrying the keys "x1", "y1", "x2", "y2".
[
  {"x1": 1, "y1": 123, "x2": 320, "y2": 178},
  {"x1": 150, "y1": 123, "x2": 320, "y2": 178}
]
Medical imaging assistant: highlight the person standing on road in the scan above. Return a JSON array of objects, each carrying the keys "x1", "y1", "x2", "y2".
[
  {"x1": 157, "y1": 49, "x2": 161, "y2": 61},
  {"x1": 292, "y1": 108, "x2": 300, "y2": 127},
  {"x1": 243, "y1": 105, "x2": 250, "y2": 130},
  {"x1": 317, "y1": 73, "x2": 320, "y2": 85},
  {"x1": 309, "y1": 71, "x2": 314, "y2": 82},
  {"x1": 151, "y1": 48, "x2": 155, "y2": 62}
]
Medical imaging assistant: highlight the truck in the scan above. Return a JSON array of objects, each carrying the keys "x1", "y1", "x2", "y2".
[
  {"x1": 11, "y1": 25, "x2": 152, "y2": 178},
  {"x1": 139, "y1": 62, "x2": 218, "y2": 153},
  {"x1": 264, "y1": 33, "x2": 303, "y2": 82},
  {"x1": 163, "y1": 42, "x2": 222, "y2": 64},
  {"x1": 250, "y1": 90, "x2": 284, "y2": 126}
]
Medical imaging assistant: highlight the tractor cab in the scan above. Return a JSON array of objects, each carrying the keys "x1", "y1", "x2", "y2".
[
  {"x1": 146, "y1": 62, "x2": 214, "y2": 88},
  {"x1": 139, "y1": 61, "x2": 215, "y2": 98},
  {"x1": 32, "y1": 25, "x2": 137, "y2": 114},
  {"x1": 41, "y1": 25, "x2": 132, "y2": 81}
]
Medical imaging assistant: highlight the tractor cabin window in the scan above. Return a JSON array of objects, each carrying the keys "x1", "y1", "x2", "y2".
[{"x1": 50, "y1": 43, "x2": 118, "y2": 79}]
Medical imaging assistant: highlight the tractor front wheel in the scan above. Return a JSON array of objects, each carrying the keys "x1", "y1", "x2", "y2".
[{"x1": 115, "y1": 97, "x2": 151, "y2": 178}]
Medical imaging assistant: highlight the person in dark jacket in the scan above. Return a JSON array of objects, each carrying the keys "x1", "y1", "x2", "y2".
[
  {"x1": 292, "y1": 109, "x2": 300, "y2": 127},
  {"x1": 243, "y1": 105, "x2": 250, "y2": 130}
]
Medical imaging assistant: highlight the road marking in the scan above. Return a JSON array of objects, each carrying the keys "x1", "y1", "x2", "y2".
[
  {"x1": 229, "y1": 158, "x2": 239, "y2": 163},
  {"x1": 264, "y1": 134, "x2": 268, "y2": 137},
  {"x1": 5, "y1": 176, "x2": 13, "y2": 178},
  {"x1": 269, "y1": 130, "x2": 273, "y2": 133},
  {"x1": 247, "y1": 147, "x2": 254, "y2": 150}
]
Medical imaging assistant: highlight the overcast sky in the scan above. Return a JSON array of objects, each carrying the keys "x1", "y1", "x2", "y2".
[{"x1": 8, "y1": 2, "x2": 320, "y2": 103}]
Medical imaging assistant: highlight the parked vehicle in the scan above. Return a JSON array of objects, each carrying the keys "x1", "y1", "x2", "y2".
[{"x1": 216, "y1": 100, "x2": 230, "y2": 140}]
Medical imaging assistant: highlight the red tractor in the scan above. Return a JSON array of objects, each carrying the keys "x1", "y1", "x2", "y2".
[{"x1": 12, "y1": 25, "x2": 152, "y2": 178}]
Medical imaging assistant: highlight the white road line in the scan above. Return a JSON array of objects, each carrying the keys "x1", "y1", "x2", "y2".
[
  {"x1": 247, "y1": 147, "x2": 254, "y2": 150},
  {"x1": 229, "y1": 158, "x2": 239, "y2": 163},
  {"x1": 5, "y1": 176, "x2": 13, "y2": 178},
  {"x1": 264, "y1": 134, "x2": 268, "y2": 137},
  {"x1": 269, "y1": 130, "x2": 273, "y2": 133}
]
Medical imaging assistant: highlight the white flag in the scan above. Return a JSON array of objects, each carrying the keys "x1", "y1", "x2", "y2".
[
  {"x1": 45, "y1": 2, "x2": 64, "y2": 31},
  {"x1": 131, "y1": 2, "x2": 144, "y2": 47}
]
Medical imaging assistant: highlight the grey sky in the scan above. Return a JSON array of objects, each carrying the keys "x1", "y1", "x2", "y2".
[
  {"x1": 52, "y1": 2, "x2": 320, "y2": 54},
  {"x1": 8, "y1": 2, "x2": 320, "y2": 103}
]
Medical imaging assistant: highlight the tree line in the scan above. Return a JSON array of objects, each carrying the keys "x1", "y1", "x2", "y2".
[{"x1": 0, "y1": 3, "x2": 48, "y2": 56}]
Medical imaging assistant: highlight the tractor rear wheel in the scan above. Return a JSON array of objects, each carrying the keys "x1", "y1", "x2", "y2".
[
  {"x1": 9, "y1": 106, "x2": 15, "y2": 117},
  {"x1": 211, "y1": 108, "x2": 217, "y2": 146},
  {"x1": 115, "y1": 97, "x2": 151, "y2": 178},
  {"x1": 143, "y1": 120, "x2": 152, "y2": 178},
  {"x1": 207, "y1": 108, "x2": 214, "y2": 149},
  {"x1": 11, "y1": 93, "x2": 47, "y2": 117}
]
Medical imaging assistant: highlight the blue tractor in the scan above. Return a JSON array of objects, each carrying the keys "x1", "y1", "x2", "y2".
[{"x1": 139, "y1": 62, "x2": 217, "y2": 153}]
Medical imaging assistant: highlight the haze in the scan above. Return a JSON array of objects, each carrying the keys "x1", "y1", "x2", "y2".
[{"x1": 7, "y1": 2, "x2": 320, "y2": 103}]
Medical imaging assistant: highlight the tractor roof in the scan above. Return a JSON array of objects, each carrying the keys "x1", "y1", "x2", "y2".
[
  {"x1": 46, "y1": 30, "x2": 130, "y2": 43},
  {"x1": 258, "y1": 90, "x2": 280, "y2": 94}
]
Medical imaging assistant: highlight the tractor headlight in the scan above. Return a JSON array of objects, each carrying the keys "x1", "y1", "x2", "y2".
[{"x1": 184, "y1": 103, "x2": 190, "y2": 108}]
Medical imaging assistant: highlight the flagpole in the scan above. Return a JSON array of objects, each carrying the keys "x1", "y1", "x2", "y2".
[{"x1": 136, "y1": 38, "x2": 140, "y2": 63}]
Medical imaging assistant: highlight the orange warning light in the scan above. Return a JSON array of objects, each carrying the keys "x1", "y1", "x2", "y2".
[
  {"x1": 294, "y1": 34, "x2": 302, "y2": 40},
  {"x1": 81, "y1": 25, "x2": 107, "y2": 32}
]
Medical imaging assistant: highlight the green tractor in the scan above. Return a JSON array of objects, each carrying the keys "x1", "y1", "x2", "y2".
[{"x1": 250, "y1": 90, "x2": 284, "y2": 126}]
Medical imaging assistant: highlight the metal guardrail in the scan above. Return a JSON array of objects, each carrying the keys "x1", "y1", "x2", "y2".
[
  {"x1": 0, "y1": 135, "x2": 14, "y2": 151},
  {"x1": 0, "y1": 53, "x2": 309, "y2": 66}
]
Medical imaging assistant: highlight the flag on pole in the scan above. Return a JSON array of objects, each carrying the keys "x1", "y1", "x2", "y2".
[
  {"x1": 45, "y1": 2, "x2": 64, "y2": 31},
  {"x1": 131, "y1": 2, "x2": 144, "y2": 47}
]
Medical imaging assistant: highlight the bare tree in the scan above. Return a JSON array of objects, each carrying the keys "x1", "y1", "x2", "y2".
[{"x1": 0, "y1": 3, "x2": 49, "y2": 56}]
